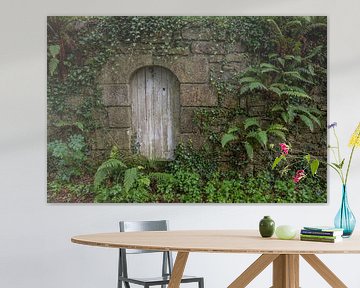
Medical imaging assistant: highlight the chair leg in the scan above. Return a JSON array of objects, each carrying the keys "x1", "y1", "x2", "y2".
[{"x1": 199, "y1": 278, "x2": 204, "y2": 288}]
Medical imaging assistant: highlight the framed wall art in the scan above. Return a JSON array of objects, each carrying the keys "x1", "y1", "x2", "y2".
[{"x1": 47, "y1": 16, "x2": 327, "y2": 203}]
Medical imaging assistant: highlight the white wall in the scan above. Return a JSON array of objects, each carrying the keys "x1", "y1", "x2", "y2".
[{"x1": 1, "y1": 0, "x2": 360, "y2": 287}]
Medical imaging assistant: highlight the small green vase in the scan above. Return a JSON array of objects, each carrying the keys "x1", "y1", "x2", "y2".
[{"x1": 259, "y1": 216, "x2": 275, "y2": 238}]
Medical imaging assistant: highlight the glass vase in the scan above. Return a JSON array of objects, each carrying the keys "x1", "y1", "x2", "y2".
[{"x1": 334, "y1": 185, "x2": 356, "y2": 237}]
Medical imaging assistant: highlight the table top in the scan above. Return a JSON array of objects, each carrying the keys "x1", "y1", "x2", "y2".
[{"x1": 71, "y1": 230, "x2": 360, "y2": 254}]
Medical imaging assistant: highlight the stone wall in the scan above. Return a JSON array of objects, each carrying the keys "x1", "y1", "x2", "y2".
[
  {"x1": 93, "y1": 25, "x2": 327, "y2": 163},
  {"x1": 94, "y1": 25, "x2": 248, "y2": 156}
]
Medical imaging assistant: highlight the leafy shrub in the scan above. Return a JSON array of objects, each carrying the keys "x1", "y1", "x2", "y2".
[
  {"x1": 170, "y1": 143, "x2": 218, "y2": 180},
  {"x1": 48, "y1": 134, "x2": 88, "y2": 181}
]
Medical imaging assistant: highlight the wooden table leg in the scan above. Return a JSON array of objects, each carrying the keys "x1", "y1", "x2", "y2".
[
  {"x1": 301, "y1": 254, "x2": 347, "y2": 288},
  {"x1": 272, "y1": 254, "x2": 299, "y2": 288},
  {"x1": 228, "y1": 254, "x2": 279, "y2": 288},
  {"x1": 168, "y1": 252, "x2": 189, "y2": 288}
]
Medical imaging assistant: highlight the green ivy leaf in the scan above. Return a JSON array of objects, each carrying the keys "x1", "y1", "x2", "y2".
[{"x1": 304, "y1": 154, "x2": 311, "y2": 163}]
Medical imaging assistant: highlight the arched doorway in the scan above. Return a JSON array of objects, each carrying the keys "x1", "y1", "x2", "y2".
[{"x1": 131, "y1": 66, "x2": 180, "y2": 159}]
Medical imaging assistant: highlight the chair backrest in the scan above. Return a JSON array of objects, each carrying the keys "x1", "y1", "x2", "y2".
[
  {"x1": 118, "y1": 220, "x2": 174, "y2": 282},
  {"x1": 119, "y1": 220, "x2": 169, "y2": 254}
]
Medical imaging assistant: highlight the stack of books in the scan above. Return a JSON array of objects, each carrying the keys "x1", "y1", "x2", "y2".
[{"x1": 300, "y1": 226, "x2": 344, "y2": 243}]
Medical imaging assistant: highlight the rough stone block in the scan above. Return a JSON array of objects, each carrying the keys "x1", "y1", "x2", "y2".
[
  {"x1": 107, "y1": 106, "x2": 131, "y2": 128},
  {"x1": 225, "y1": 53, "x2": 248, "y2": 63},
  {"x1": 191, "y1": 41, "x2": 225, "y2": 55},
  {"x1": 249, "y1": 105, "x2": 266, "y2": 116},
  {"x1": 222, "y1": 94, "x2": 239, "y2": 109},
  {"x1": 179, "y1": 133, "x2": 207, "y2": 149},
  {"x1": 154, "y1": 55, "x2": 209, "y2": 83},
  {"x1": 100, "y1": 54, "x2": 153, "y2": 84},
  {"x1": 180, "y1": 107, "x2": 199, "y2": 133},
  {"x1": 95, "y1": 128, "x2": 131, "y2": 150},
  {"x1": 182, "y1": 27, "x2": 212, "y2": 40},
  {"x1": 226, "y1": 42, "x2": 245, "y2": 54},
  {"x1": 180, "y1": 84, "x2": 218, "y2": 107},
  {"x1": 209, "y1": 55, "x2": 225, "y2": 63},
  {"x1": 92, "y1": 109, "x2": 109, "y2": 128},
  {"x1": 154, "y1": 46, "x2": 191, "y2": 56},
  {"x1": 222, "y1": 62, "x2": 247, "y2": 73},
  {"x1": 102, "y1": 84, "x2": 129, "y2": 106}
]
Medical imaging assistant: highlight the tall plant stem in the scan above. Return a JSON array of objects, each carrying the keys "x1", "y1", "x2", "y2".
[
  {"x1": 332, "y1": 127, "x2": 345, "y2": 183},
  {"x1": 345, "y1": 145, "x2": 356, "y2": 185},
  {"x1": 333, "y1": 128, "x2": 342, "y2": 163}
]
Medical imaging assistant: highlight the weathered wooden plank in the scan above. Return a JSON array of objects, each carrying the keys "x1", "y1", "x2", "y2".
[{"x1": 145, "y1": 67, "x2": 154, "y2": 157}]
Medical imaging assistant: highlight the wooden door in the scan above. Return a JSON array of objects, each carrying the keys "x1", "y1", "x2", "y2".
[{"x1": 131, "y1": 66, "x2": 179, "y2": 159}]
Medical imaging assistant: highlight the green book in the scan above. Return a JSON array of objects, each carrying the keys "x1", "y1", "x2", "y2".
[
  {"x1": 300, "y1": 236, "x2": 342, "y2": 243},
  {"x1": 300, "y1": 234, "x2": 340, "y2": 240},
  {"x1": 303, "y1": 226, "x2": 344, "y2": 233}
]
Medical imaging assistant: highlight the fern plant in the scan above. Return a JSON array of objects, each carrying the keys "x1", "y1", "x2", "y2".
[
  {"x1": 233, "y1": 17, "x2": 326, "y2": 135},
  {"x1": 238, "y1": 51, "x2": 323, "y2": 129},
  {"x1": 93, "y1": 146, "x2": 141, "y2": 192},
  {"x1": 221, "y1": 117, "x2": 288, "y2": 160}
]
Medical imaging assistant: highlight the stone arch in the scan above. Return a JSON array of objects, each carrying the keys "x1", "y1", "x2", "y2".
[
  {"x1": 130, "y1": 65, "x2": 180, "y2": 159},
  {"x1": 98, "y1": 54, "x2": 211, "y2": 154}
]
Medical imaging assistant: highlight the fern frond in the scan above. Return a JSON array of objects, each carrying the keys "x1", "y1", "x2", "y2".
[
  {"x1": 244, "y1": 117, "x2": 260, "y2": 130},
  {"x1": 249, "y1": 82, "x2": 268, "y2": 91},
  {"x1": 268, "y1": 130, "x2": 286, "y2": 141},
  {"x1": 284, "y1": 20, "x2": 302, "y2": 30},
  {"x1": 244, "y1": 141, "x2": 254, "y2": 160},
  {"x1": 247, "y1": 131, "x2": 268, "y2": 147},
  {"x1": 304, "y1": 45, "x2": 323, "y2": 60},
  {"x1": 238, "y1": 77, "x2": 258, "y2": 84},
  {"x1": 283, "y1": 71, "x2": 313, "y2": 84},
  {"x1": 302, "y1": 23, "x2": 327, "y2": 35},
  {"x1": 299, "y1": 114, "x2": 314, "y2": 132},
  {"x1": 268, "y1": 123, "x2": 288, "y2": 132},
  {"x1": 221, "y1": 133, "x2": 238, "y2": 147},
  {"x1": 94, "y1": 158, "x2": 127, "y2": 188},
  {"x1": 123, "y1": 167, "x2": 139, "y2": 192},
  {"x1": 269, "y1": 86, "x2": 282, "y2": 96},
  {"x1": 280, "y1": 90, "x2": 311, "y2": 99},
  {"x1": 267, "y1": 19, "x2": 283, "y2": 38},
  {"x1": 271, "y1": 104, "x2": 285, "y2": 112},
  {"x1": 149, "y1": 172, "x2": 174, "y2": 183},
  {"x1": 240, "y1": 81, "x2": 268, "y2": 94}
]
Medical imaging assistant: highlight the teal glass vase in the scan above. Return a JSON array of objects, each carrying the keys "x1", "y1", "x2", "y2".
[{"x1": 334, "y1": 185, "x2": 356, "y2": 237}]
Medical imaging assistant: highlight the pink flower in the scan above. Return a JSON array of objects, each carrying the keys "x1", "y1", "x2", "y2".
[
  {"x1": 279, "y1": 143, "x2": 289, "y2": 155},
  {"x1": 293, "y1": 170, "x2": 306, "y2": 183}
]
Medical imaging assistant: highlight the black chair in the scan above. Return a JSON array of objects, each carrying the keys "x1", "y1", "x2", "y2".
[{"x1": 118, "y1": 220, "x2": 204, "y2": 288}]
